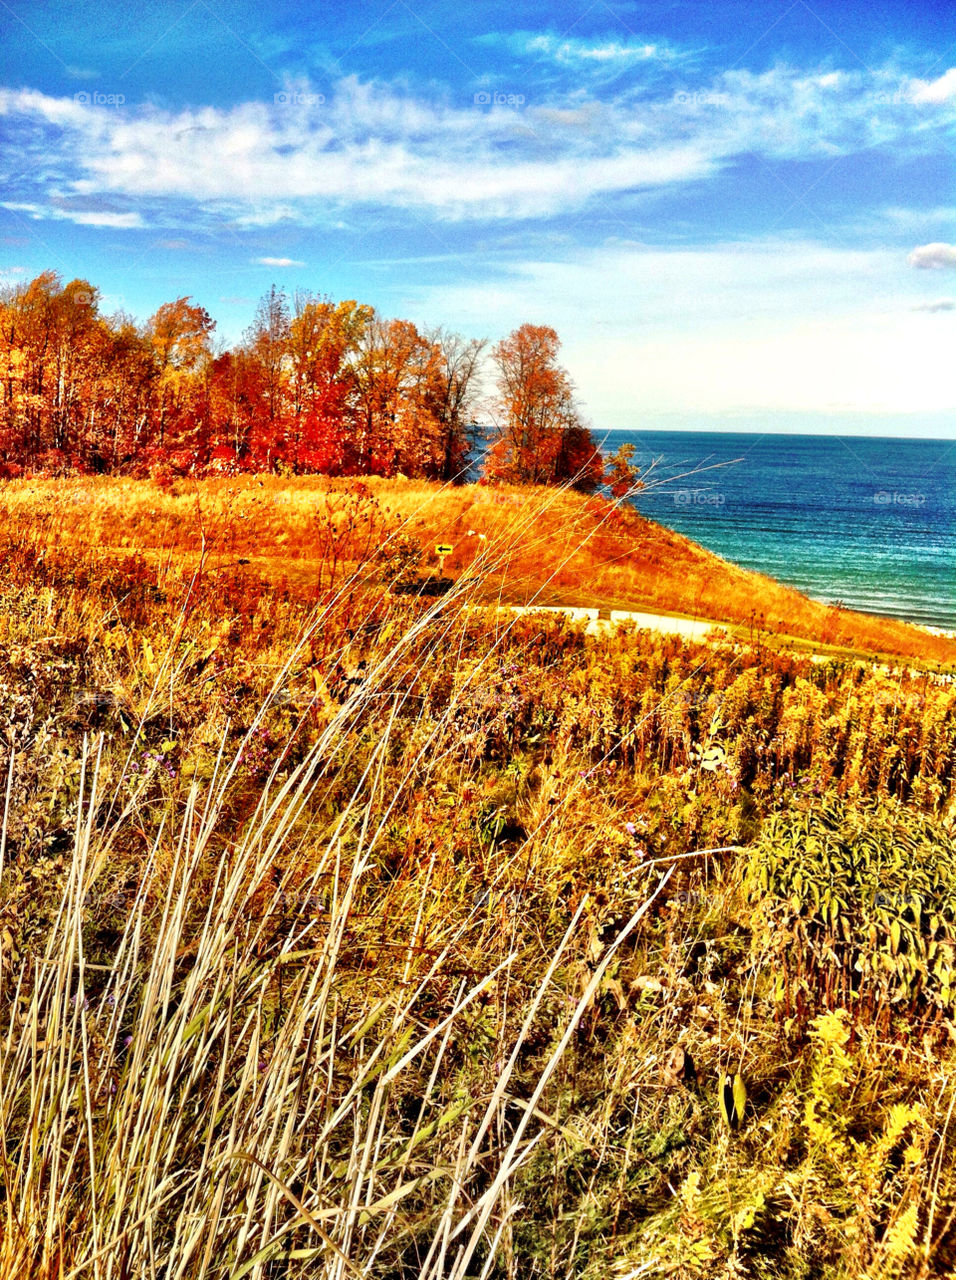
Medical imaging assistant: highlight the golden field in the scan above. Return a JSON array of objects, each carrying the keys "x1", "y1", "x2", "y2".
[{"x1": 0, "y1": 475, "x2": 953, "y2": 1277}]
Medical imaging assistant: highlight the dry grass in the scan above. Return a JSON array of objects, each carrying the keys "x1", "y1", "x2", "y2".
[
  {"x1": 0, "y1": 473, "x2": 952, "y2": 667},
  {"x1": 0, "y1": 477, "x2": 954, "y2": 1277}
]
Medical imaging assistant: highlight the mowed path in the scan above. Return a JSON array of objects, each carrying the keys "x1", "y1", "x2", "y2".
[
  {"x1": 497, "y1": 604, "x2": 955, "y2": 676},
  {"x1": 505, "y1": 603, "x2": 717, "y2": 641}
]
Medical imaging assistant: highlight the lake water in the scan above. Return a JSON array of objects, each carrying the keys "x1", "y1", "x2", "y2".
[{"x1": 595, "y1": 430, "x2": 956, "y2": 630}]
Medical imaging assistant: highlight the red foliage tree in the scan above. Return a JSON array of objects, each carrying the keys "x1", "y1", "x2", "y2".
[{"x1": 0, "y1": 272, "x2": 607, "y2": 493}]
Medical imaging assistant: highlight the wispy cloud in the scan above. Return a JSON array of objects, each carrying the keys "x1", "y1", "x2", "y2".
[
  {"x1": 481, "y1": 30, "x2": 689, "y2": 66},
  {"x1": 1, "y1": 198, "x2": 143, "y2": 228},
  {"x1": 911, "y1": 298, "x2": 955, "y2": 312},
  {"x1": 254, "y1": 256, "x2": 305, "y2": 266},
  {"x1": 873, "y1": 206, "x2": 956, "y2": 232},
  {"x1": 68, "y1": 210, "x2": 143, "y2": 228},
  {"x1": 0, "y1": 63, "x2": 952, "y2": 228}
]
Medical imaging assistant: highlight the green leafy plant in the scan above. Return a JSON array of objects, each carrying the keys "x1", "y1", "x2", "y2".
[{"x1": 745, "y1": 798, "x2": 956, "y2": 1028}]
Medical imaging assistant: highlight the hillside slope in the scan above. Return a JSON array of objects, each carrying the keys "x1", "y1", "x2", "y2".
[{"x1": 0, "y1": 473, "x2": 952, "y2": 665}]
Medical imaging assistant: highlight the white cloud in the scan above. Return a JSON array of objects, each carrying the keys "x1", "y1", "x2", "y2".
[
  {"x1": 874, "y1": 206, "x2": 956, "y2": 232},
  {"x1": 0, "y1": 64, "x2": 952, "y2": 226},
  {"x1": 908, "y1": 243, "x2": 956, "y2": 269},
  {"x1": 1, "y1": 202, "x2": 43, "y2": 217},
  {"x1": 254, "y1": 256, "x2": 305, "y2": 266},
  {"x1": 0, "y1": 199, "x2": 143, "y2": 228},
  {"x1": 911, "y1": 299, "x2": 955, "y2": 312},
  {"x1": 409, "y1": 240, "x2": 956, "y2": 418},
  {"x1": 0, "y1": 83, "x2": 713, "y2": 220},
  {"x1": 68, "y1": 210, "x2": 143, "y2": 228},
  {"x1": 909, "y1": 68, "x2": 956, "y2": 104}
]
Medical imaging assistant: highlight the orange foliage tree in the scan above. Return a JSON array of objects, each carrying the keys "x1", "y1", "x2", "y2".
[
  {"x1": 0, "y1": 271, "x2": 138, "y2": 472},
  {"x1": 483, "y1": 323, "x2": 603, "y2": 491},
  {"x1": 0, "y1": 273, "x2": 607, "y2": 490},
  {"x1": 145, "y1": 296, "x2": 215, "y2": 462}
]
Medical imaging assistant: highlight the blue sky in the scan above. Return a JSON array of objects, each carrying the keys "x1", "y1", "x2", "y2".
[{"x1": 1, "y1": 0, "x2": 954, "y2": 435}]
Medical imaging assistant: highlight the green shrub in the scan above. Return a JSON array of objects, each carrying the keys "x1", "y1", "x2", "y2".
[{"x1": 745, "y1": 798, "x2": 956, "y2": 1028}]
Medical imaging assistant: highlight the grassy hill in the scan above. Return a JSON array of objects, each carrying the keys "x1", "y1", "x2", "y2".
[{"x1": 0, "y1": 473, "x2": 953, "y2": 666}]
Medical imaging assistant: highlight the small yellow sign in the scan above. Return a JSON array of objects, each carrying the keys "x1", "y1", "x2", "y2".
[{"x1": 435, "y1": 544, "x2": 453, "y2": 556}]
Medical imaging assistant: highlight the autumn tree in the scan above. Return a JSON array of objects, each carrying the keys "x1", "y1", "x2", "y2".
[
  {"x1": 484, "y1": 323, "x2": 603, "y2": 491},
  {"x1": 288, "y1": 294, "x2": 372, "y2": 473},
  {"x1": 0, "y1": 272, "x2": 67, "y2": 461},
  {"x1": 0, "y1": 271, "x2": 119, "y2": 471},
  {"x1": 604, "y1": 441, "x2": 643, "y2": 498},
  {"x1": 145, "y1": 297, "x2": 215, "y2": 455},
  {"x1": 207, "y1": 347, "x2": 269, "y2": 467},
  {"x1": 5, "y1": 272, "x2": 62, "y2": 458},
  {"x1": 0, "y1": 273, "x2": 606, "y2": 490},
  {"x1": 424, "y1": 329, "x2": 485, "y2": 482},
  {"x1": 349, "y1": 315, "x2": 437, "y2": 476},
  {"x1": 243, "y1": 287, "x2": 291, "y2": 458},
  {"x1": 379, "y1": 321, "x2": 445, "y2": 477},
  {"x1": 94, "y1": 314, "x2": 156, "y2": 471},
  {"x1": 50, "y1": 279, "x2": 111, "y2": 460}
]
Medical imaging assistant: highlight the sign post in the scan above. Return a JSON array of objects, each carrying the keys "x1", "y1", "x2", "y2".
[{"x1": 435, "y1": 544, "x2": 453, "y2": 576}]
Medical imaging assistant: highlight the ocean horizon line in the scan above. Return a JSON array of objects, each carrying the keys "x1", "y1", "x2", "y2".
[{"x1": 593, "y1": 426, "x2": 956, "y2": 443}]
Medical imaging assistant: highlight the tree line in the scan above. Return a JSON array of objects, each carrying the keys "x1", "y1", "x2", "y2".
[{"x1": 0, "y1": 271, "x2": 635, "y2": 491}]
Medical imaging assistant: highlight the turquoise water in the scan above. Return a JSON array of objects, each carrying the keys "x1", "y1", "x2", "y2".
[{"x1": 596, "y1": 431, "x2": 956, "y2": 630}]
